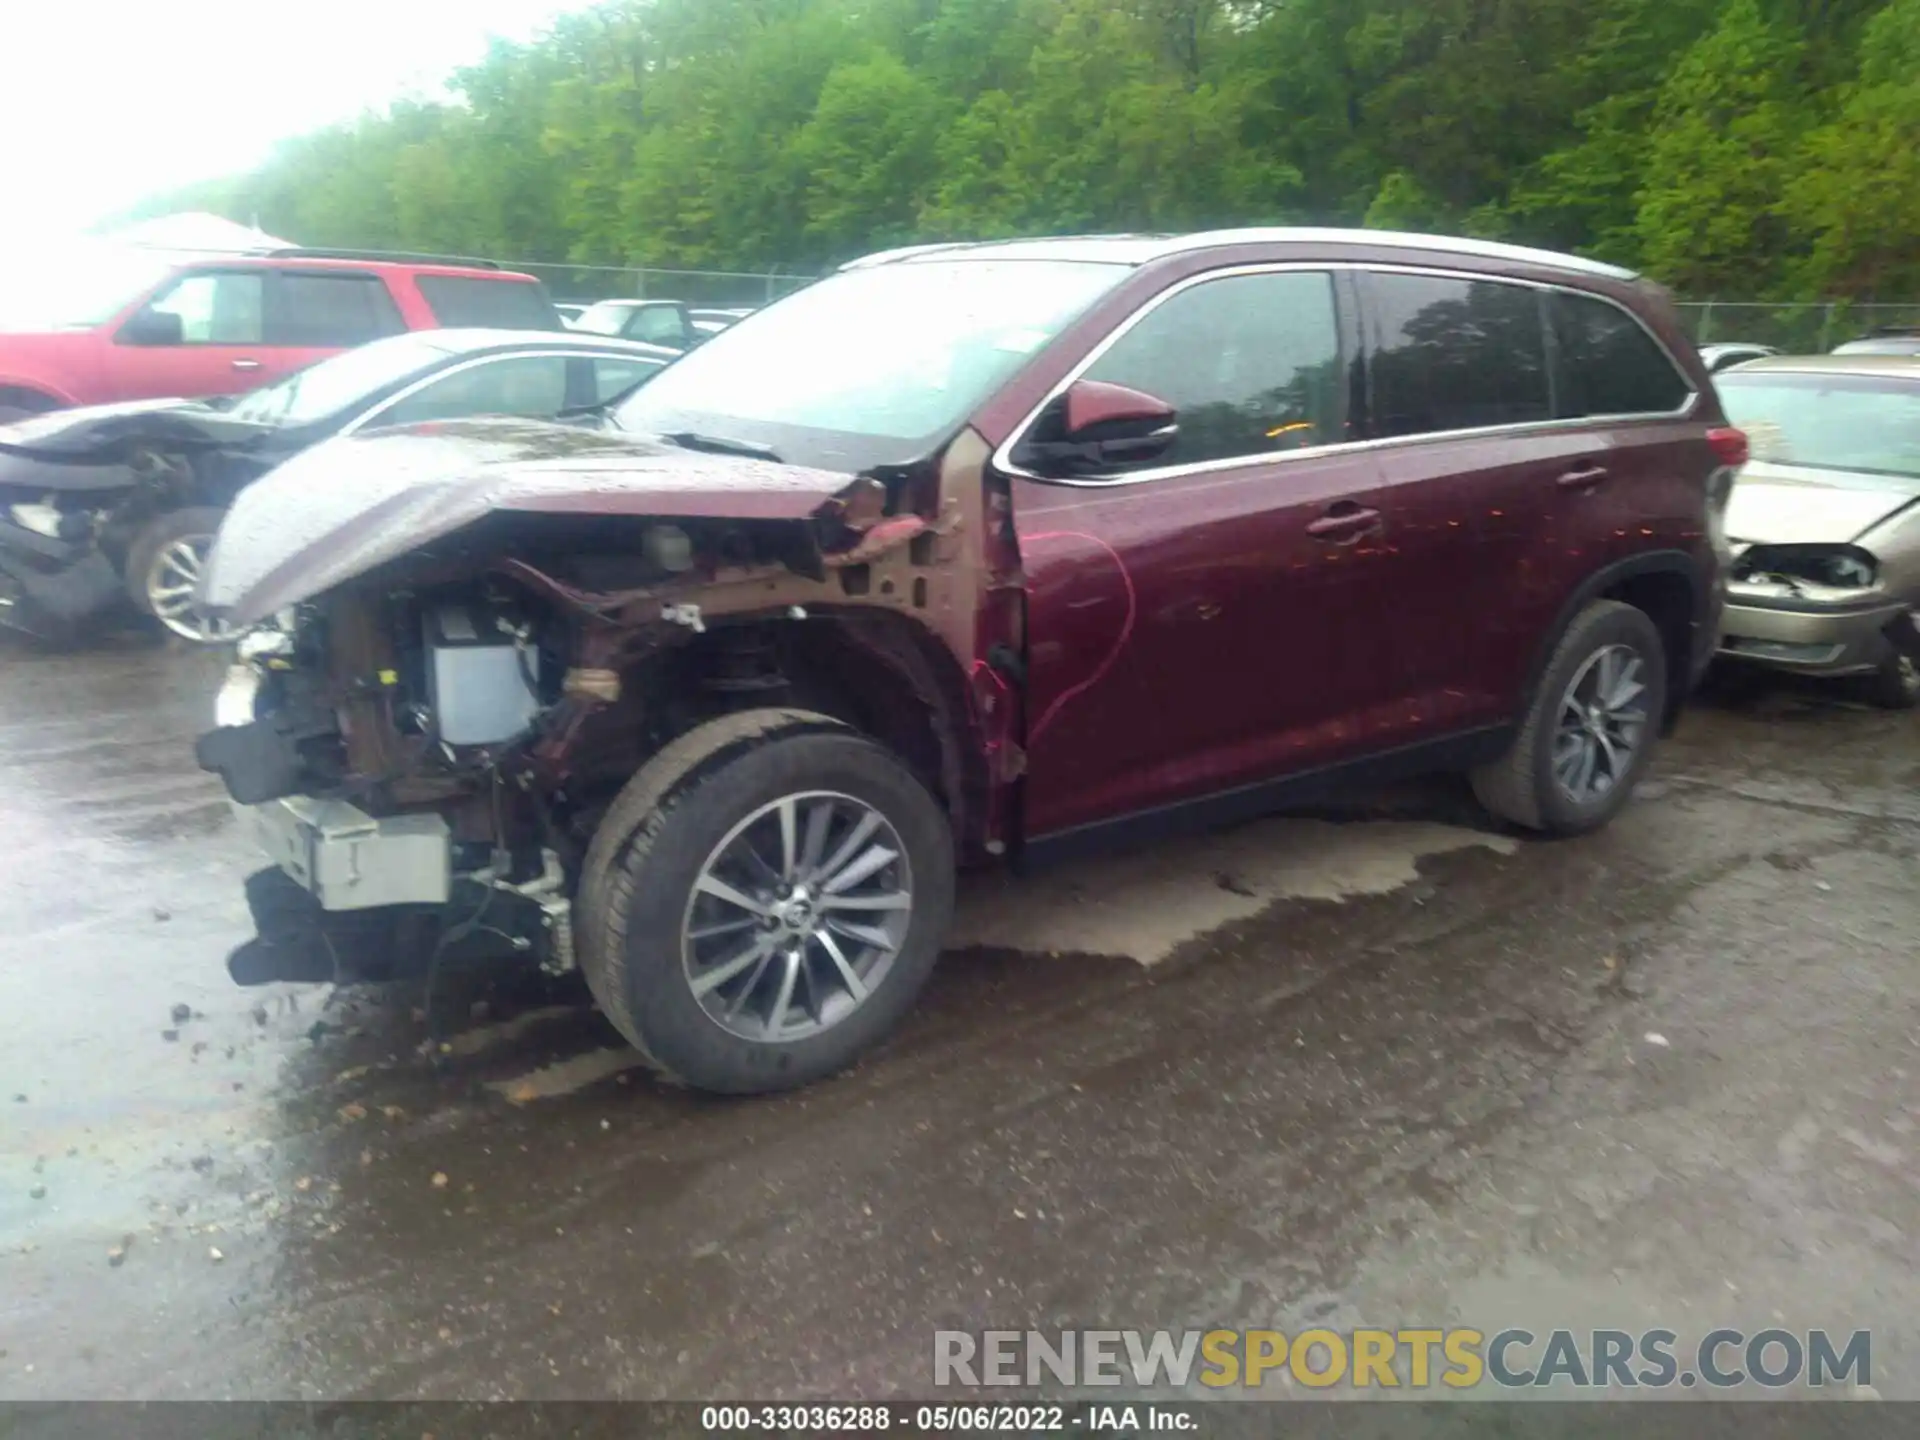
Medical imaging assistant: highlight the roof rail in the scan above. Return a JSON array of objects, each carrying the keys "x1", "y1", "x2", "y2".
[{"x1": 276, "y1": 247, "x2": 505, "y2": 271}]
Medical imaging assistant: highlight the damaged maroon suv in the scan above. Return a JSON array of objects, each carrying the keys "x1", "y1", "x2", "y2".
[{"x1": 195, "y1": 229, "x2": 1737, "y2": 1094}]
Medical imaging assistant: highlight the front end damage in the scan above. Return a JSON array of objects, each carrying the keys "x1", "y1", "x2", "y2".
[
  {"x1": 1718, "y1": 542, "x2": 1914, "y2": 675},
  {"x1": 194, "y1": 422, "x2": 1014, "y2": 988},
  {"x1": 0, "y1": 402, "x2": 271, "y2": 638},
  {"x1": 1716, "y1": 460, "x2": 1920, "y2": 679}
]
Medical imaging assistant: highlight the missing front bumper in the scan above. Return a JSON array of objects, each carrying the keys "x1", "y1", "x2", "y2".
[{"x1": 246, "y1": 795, "x2": 452, "y2": 911}]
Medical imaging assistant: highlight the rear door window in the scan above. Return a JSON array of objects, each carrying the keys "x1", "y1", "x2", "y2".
[
  {"x1": 593, "y1": 356, "x2": 665, "y2": 403},
  {"x1": 1549, "y1": 292, "x2": 1692, "y2": 417},
  {"x1": 1363, "y1": 273, "x2": 1550, "y2": 438},
  {"x1": 1076, "y1": 270, "x2": 1345, "y2": 470},
  {"x1": 369, "y1": 354, "x2": 572, "y2": 427},
  {"x1": 415, "y1": 276, "x2": 558, "y2": 330},
  {"x1": 270, "y1": 271, "x2": 405, "y2": 346}
]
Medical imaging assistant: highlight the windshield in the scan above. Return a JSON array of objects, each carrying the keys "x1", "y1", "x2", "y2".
[
  {"x1": 0, "y1": 244, "x2": 185, "y2": 333},
  {"x1": 612, "y1": 259, "x2": 1128, "y2": 466},
  {"x1": 573, "y1": 301, "x2": 637, "y2": 337},
  {"x1": 1719, "y1": 372, "x2": 1920, "y2": 483},
  {"x1": 228, "y1": 332, "x2": 459, "y2": 426}
]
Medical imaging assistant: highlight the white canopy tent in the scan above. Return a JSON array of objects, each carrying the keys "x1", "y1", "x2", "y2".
[{"x1": 100, "y1": 211, "x2": 295, "y2": 253}]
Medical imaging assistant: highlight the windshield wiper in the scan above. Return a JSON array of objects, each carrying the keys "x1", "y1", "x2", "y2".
[{"x1": 661, "y1": 430, "x2": 783, "y2": 463}]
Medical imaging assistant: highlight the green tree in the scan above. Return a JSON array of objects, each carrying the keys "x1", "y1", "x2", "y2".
[
  {"x1": 794, "y1": 53, "x2": 952, "y2": 259},
  {"x1": 1633, "y1": 0, "x2": 1814, "y2": 296},
  {"x1": 1783, "y1": 0, "x2": 1920, "y2": 296},
  {"x1": 116, "y1": 0, "x2": 1920, "y2": 302}
]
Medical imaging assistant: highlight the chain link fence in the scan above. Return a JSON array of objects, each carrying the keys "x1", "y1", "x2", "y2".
[
  {"x1": 508, "y1": 261, "x2": 818, "y2": 309},
  {"x1": 1674, "y1": 301, "x2": 1920, "y2": 352}
]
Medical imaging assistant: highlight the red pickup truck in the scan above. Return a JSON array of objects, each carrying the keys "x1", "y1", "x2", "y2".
[{"x1": 0, "y1": 246, "x2": 561, "y2": 422}]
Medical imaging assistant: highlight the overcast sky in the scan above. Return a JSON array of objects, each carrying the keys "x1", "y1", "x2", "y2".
[{"x1": 3, "y1": 0, "x2": 583, "y2": 241}]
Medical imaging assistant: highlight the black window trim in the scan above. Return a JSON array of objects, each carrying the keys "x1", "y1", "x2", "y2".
[
  {"x1": 266, "y1": 267, "x2": 406, "y2": 347},
  {"x1": 994, "y1": 261, "x2": 1699, "y2": 490}
]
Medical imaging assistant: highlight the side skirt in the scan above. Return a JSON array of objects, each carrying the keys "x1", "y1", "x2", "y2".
[{"x1": 1016, "y1": 724, "x2": 1514, "y2": 871}]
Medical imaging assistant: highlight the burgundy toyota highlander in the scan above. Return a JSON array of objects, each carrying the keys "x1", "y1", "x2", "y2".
[{"x1": 195, "y1": 229, "x2": 1739, "y2": 1094}]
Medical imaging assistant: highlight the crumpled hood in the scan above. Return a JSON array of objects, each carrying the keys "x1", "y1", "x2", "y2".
[
  {"x1": 1725, "y1": 459, "x2": 1920, "y2": 548},
  {"x1": 0, "y1": 396, "x2": 267, "y2": 455},
  {"x1": 201, "y1": 417, "x2": 861, "y2": 626},
  {"x1": 0, "y1": 397, "x2": 274, "y2": 493}
]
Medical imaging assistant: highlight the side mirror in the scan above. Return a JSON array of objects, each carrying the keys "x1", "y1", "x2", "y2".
[
  {"x1": 120, "y1": 309, "x2": 185, "y2": 347},
  {"x1": 1014, "y1": 380, "x2": 1179, "y2": 477}
]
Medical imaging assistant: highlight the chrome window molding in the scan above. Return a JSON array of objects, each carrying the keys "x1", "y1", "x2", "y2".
[{"x1": 990, "y1": 261, "x2": 1699, "y2": 490}]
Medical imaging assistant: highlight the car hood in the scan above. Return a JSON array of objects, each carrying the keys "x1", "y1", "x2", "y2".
[
  {"x1": 200, "y1": 417, "x2": 866, "y2": 626},
  {"x1": 1725, "y1": 459, "x2": 1920, "y2": 548},
  {"x1": 0, "y1": 397, "x2": 275, "y2": 492}
]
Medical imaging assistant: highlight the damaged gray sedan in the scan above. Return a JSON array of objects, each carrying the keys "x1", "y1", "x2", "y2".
[
  {"x1": 0, "y1": 329, "x2": 673, "y2": 642},
  {"x1": 1716, "y1": 355, "x2": 1920, "y2": 707}
]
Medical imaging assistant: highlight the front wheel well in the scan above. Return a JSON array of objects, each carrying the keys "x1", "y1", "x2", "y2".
[{"x1": 569, "y1": 611, "x2": 984, "y2": 858}]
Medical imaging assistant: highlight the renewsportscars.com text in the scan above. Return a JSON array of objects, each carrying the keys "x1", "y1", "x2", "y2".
[{"x1": 934, "y1": 1327, "x2": 1871, "y2": 1391}]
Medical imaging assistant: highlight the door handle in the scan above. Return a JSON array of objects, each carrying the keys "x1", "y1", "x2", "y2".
[
  {"x1": 1556, "y1": 464, "x2": 1610, "y2": 490},
  {"x1": 232, "y1": 358, "x2": 262, "y2": 372},
  {"x1": 1307, "y1": 505, "x2": 1383, "y2": 541}
]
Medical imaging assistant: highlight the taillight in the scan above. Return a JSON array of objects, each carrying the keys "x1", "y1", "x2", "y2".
[{"x1": 1707, "y1": 426, "x2": 1749, "y2": 467}]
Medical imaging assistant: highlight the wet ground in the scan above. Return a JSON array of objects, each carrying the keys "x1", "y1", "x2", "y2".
[{"x1": 0, "y1": 634, "x2": 1916, "y2": 1401}]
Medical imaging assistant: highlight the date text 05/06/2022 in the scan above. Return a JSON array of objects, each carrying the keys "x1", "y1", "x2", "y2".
[{"x1": 699, "y1": 1404, "x2": 1194, "y2": 1432}]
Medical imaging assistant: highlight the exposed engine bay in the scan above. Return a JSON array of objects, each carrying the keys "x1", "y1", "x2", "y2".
[{"x1": 195, "y1": 446, "x2": 1010, "y2": 990}]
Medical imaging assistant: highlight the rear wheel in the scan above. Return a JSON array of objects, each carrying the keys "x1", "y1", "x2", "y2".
[
  {"x1": 1472, "y1": 600, "x2": 1668, "y2": 835},
  {"x1": 123, "y1": 507, "x2": 229, "y2": 643},
  {"x1": 578, "y1": 710, "x2": 955, "y2": 1094},
  {"x1": 1865, "y1": 647, "x2": 1920, "y2": 711}
]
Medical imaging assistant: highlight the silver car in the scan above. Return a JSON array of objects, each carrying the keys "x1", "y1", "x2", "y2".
[{"x1": 1715, "y1": 355, "x2": 1920, "y2": 706}]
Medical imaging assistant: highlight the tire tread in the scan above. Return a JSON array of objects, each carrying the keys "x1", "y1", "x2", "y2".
[
  {"x1": 576, "y1": 708, "x2": 849, "y2": 1084},
  {"x1": 1472, "y1": 599, "x2": 1665, "y2": 834}
]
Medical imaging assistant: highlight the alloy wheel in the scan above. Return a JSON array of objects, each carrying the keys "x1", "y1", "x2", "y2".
[
  {"x1": 145, "y1": 536, "x2": 226, "y2": 643},
  {"x1": 681, "y1": 790, "x2": 913, "y2": 1042},
  {"x1": 1552, "y1": 643, "x2": 1651, "y2": 804}
]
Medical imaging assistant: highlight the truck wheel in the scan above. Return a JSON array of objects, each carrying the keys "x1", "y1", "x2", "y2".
[
  {"x1": 1471, "y1": 600, "x2": 1668, "y2": 836},
  {"x1": 578, "y1": 709, "x2": 956, "y2": 1094},
  {"x1": 123, "y1": 507, "x2": 229, "y2": 643}
]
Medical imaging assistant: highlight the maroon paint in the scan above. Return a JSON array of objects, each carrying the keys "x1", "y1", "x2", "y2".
[
  {"x1": 1062, "y1": 380, "x2": 1177, "y2": 435},
  {"x1": 955, "y1": 241, "x2": 1725, "y2": 844}
]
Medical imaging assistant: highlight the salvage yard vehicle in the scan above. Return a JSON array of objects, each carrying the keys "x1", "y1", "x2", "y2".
[
  {"x1": 194, "y1": 228, "x2": 1735, "y2": 1095},
  {"x1": 0, "y1": 246, "x2": 563, "y2": 422},
  {"x1": 1832, "y1": 327, "x2": 1920, "y2": 358},
  {"x1": 1715, "y1": 355, "x2": 1920, "y2": 707},
  {"x1": 570, "y1": 298, "x2": 705, "y2": 350},
  {"x1": 0, "y1": 329, "x2": 675, "y2": 642}
]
